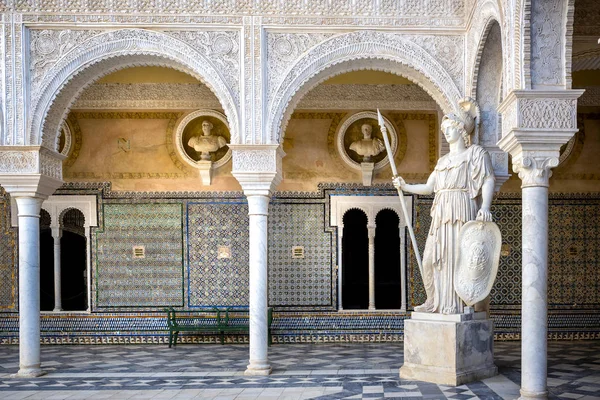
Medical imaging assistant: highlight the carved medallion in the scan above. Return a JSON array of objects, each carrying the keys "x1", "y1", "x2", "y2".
[{"x1": 455, "y1": 220, "x2": 502, "y2": 306}]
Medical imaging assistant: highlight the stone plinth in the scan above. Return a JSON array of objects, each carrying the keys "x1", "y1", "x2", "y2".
[{"x1": 400, "y1": 311, "x2": 497, "y2": 386}]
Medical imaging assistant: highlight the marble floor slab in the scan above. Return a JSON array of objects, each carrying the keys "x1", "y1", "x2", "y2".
[{"x1": 0, "y1": 341, "x2": 598, "y2": 399}]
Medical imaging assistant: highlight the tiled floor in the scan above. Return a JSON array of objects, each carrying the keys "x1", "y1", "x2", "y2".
[{"x1": 0, "y1": 341, "x2": 599, "y2": 399}]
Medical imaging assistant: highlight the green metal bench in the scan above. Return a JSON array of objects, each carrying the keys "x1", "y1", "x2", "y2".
[{"x1": 166, "y1": 307, "x2": 273, "y2": 347}]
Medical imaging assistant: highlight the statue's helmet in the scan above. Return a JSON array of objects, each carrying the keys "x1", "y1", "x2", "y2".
[{"x1": 441, "y1": 97, "x2": 481, "y2": 141}]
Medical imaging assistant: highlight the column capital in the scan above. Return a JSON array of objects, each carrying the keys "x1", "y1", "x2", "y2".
[
  {"x1": 230, "y1": 145, "x2": 285, "y2": 197},
  {"x1": 0, "y1": 146, "x2": 66, "y2": 198},
  {"x1": 51, "y1": 226, "x2": 63, "y2": 239},
  {"x1": 497, "y1": 89, "x2": 584, "y2": 188}
]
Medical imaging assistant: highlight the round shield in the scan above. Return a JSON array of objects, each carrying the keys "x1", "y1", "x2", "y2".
[{"x1": 454, "y1": 220, "x2": 502, "y2": 306}]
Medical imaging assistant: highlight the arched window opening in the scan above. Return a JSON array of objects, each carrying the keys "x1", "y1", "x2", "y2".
[
  {"x1": 60, "y1": 209, "x2": 88, "y2": 311},
  {"x1": 39, "y1": 209, "x2": 54, "y2": 311},
  {"x1": 375, "y1": 210, "x2": 401, "y2": 309},
  {"x1": 341, "y1": 209, "x2": 369, "y2": 309}
]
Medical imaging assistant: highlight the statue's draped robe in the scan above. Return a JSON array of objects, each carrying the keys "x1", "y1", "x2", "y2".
[{"x1": 421, "y1": 144, "x2": 493, "y2": 314}]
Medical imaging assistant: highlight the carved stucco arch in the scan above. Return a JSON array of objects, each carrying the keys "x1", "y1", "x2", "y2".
[
  {"x1": 31, "y1": 29, "x2": 240, "y2": 150},
  {"x1": 268, "y1": 31, "x2": 463, "y2": 144},
  {"x1": 375, "y1": 207, "x2": 402, "y2": 226},
  {"x1": 342, "y1": 207, "x2": 369, "y2": 226},
  {"x1": 467, "y1": 0, "x2": 504, "y2": 98}
]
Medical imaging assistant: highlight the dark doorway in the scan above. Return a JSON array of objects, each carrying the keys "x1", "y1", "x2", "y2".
[
  {"x1": 60, "y1": 209, "x2": 87, "y2": 311},
  {"x1": 341, "y1": 209, "x2": 368, "y2": 309},
  {"x1": 374, "y1": 209, "x2": 401, "y2": 309},
  {"x1": 40, "y1": 209, "x2": 54, "y2": 311}
]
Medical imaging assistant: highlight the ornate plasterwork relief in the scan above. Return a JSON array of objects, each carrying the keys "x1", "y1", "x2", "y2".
[
  {"x1": 298, "y1": 84, "x2": 437, "y2": 110},
  {"x1": 267, "y1": 31, "x2": 463, "y2": 145},
  {"x1": 530, "y1": 0, "x2": 564, "y2": 87},
  {"x1": 166, "y1": 30, "x2": 240, "y2": 105},
  {"x1": 0, "y1": 147, "x2": 64, "y2": 180},
  {"x1": 578, "y1": 87, "x2": 600, "y2": 107},
  {"x1": 519, "y1": 98, "x2": 577, "y2": 130},
  {"x1": 0, "y1": 151, "x2": 38, "y2": 174},
  {"x1": 28, "y1": 28, "x2": 240, "y2": 152},
  {"x1": 475, "y1": 22, "x2": 503, "y2": 146},
  {"x1": 10, "y1": 1, "x2": 468, "y2": 28},
  {"x1": 73, "y1": 83, "x2": 221, "y2": 109},
  {"x1": 2, "y1": 14, "x2": 25, "y2": 146}
]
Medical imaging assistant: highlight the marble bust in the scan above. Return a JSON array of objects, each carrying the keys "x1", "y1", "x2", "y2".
[
  {"x1": 187, "y1": 120, "x2": 228, "y2": 161},
  {"x1": 393, "y1": 98, "x2": 496, "y2": 314},
  {"x1": 349, "y1": 123, "x2": 385, "y2": 162}
]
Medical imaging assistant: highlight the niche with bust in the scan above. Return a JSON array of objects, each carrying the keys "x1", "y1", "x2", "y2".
[
  {"x1": 175, "y1": 110, "x2": 232, "y2": 185},
  {"x1": 336, "y1": 111, "x2": 397, "y2": 186}
]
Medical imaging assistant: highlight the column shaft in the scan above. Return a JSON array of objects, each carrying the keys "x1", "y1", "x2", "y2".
[
  {"x1": 15, "y1": 196, "x2": 45, "y2": 377},
  {"x1": 245, "y1": 195, "x2": 272, "y2": 376},
  {"x1": 520, "y1": 186, "x2": 549, "y2": 399},
  {"x1": 368, "y1": 226, "x2": 375, "y2": 310},
  {"x1": 52, "y1": 229, "x2": 62, "y2": 312}
]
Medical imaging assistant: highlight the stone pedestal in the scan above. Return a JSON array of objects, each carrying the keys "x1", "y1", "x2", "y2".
[{"x1": 400, "y1": 311, "x2": 497, "y2": 386}]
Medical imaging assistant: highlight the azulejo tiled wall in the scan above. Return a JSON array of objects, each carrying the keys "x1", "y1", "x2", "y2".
[
  {"x1": 1, "y1": 184, "x2": 600, "y2": 343},
  {"x1": 410, "y1": 193, "x2": 600, "y2": 311},
  {"x1": 187, "y1": 201, "x2": 250, "y2": 308},
  {"x1": 95, "y1": 203, "x2": 184, "y2": 308},
  {"x1": 268, "y1": 202, "x2": 335, "y2": 309},
  {"x1": 0, "y1": 189, "x2": 17, "y2": 310}
]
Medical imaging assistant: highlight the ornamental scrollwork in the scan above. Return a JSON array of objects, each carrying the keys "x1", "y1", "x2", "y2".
[
  {"x1": 232, "y1": 149, "x2": 277, "y2": 173},
  {"x1": 530, "y1": 0, "x2": 564, "y2": 86},
  {"x1": 520, "y1": 98, "x2": 577, "y2": 130},
  {"x1": 0, "y1": 152, "x2": 38, "y2": 173}
]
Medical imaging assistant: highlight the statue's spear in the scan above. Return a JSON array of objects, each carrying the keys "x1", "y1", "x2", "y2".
[{"x1": 377, "y1": 109, "x2": 423, "y2": 274}]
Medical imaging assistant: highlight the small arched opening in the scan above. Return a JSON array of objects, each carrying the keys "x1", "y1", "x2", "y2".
[
  {"x1": 39, "y1": 209, "x2": 54, "y2": 311},
  {"x1": 341, "y1": 209, "x2": 369, "y2": 309},
  {"x1": 60, "y1": 209, "x2": 87, "y2": 311},
  {"x1": 374, "y1": 209, "x2": 401, "y2": 309}
]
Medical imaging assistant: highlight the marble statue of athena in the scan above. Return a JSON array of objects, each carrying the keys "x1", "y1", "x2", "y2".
[{"x1": 394, "y1": 98, "x2": 496, "y2": 314}]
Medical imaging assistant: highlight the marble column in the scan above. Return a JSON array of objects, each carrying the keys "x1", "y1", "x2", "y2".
[
  {"x1": 245, "y1": 195, "x2": 272, "y2": 375},
  {"x1": 51, "y1": 227, "x2": 62, "y2": 312},
  {"x1": 85, "y1": 226, "x2": 91, "y2": 311},
  {"x1": 497, "y1": 89, "x2": 583, "y2": 400},
  {"x1": 338, "y1": 227, "x2": 344, "y2": 310},
  {"x1": 399, "y1": 226, "x2": 407, "y2": 311},
  {"x1": 14, "y1": 196, "x2": 46, "y2": 377},
  {"x1": 367, "y1": 225, "x2": 376, "y2": 310},
  {"x1": 231, "y1": 144, "x2": 284, "y2": 377}
]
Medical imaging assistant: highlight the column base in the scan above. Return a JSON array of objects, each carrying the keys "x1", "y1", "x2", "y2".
[
  {"x1": 399, "y1": 312, "x2": 497, "y2": 386},
  {"x1": 53, "y1": 308, "x2": 62, "y2": 312},
  {"x1": 519, "y1": 389, "x2": 548, "y2": 399},
  {"x1": 12, "y1": 366, "x2": 46, "y2": 378},
  {"x1": 244, "y1": 364, "x2": 272, "y2": 376}
]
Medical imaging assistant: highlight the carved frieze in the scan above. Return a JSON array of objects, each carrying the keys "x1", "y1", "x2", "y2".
[
  {"x1": 10, "y1": 0, "x2": 468, "y2": 27},
  {"x1": 499, "y1": 91, "x2": 583, "y2": 138},
  {"x1": 0, "y1": 147, "x2": 64, "y2": 180},
  {"x1": 73, "y1": 83, "x2": 221, "y2": 110},
  {"x1": 0, "y1": 151, "x2": 38, "y2": 174}
]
